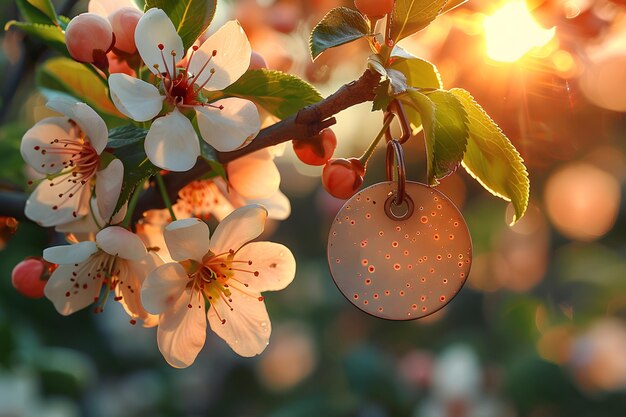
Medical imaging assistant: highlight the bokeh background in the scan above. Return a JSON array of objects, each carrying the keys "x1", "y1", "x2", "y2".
[{"x1": 1, "y1": 0, "x2": 626, "y2": 416}]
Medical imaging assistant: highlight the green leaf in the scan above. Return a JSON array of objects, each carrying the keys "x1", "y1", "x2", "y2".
[
  {"x1": 4, "y1": 21, "x2": 66, "y2": 56},
  {"x1": 15, "y1": 0, "x2": 55, "y2": 25},
  {"x1": 403, "y1": 89, "x2": 468, "y2": 185},
  {"x1": 221, "y1": 69, "x2": 323, "y2": 120},
  {"x1": 107, "y1": 125, "x2": 146, "y2": 149},
  {"x1": 450, "y1": 88, "x2": 529, "y2": 223},
  {"x1": 36, "y1": 57, "x2": 125, "y2": 123},
  {"x1": 442, "y1": 0, "x2": 468, "y2": 14},
  {"x1": 390, "y1": 0, "x2": 447, "y2": 44},
  {"x1": 110, "y1": 131, "x2": 160, "y2": 213},
  {"x1": 145, "y1": 0, "x2": 217, "y2": 50},
  {"x1": 310, "y1": 7, "x2": 370, "y2": 60},
  {"x1": 389, "y1": 57, "x2": 442, "y2": 90},
  {"x1": 372, "y1": 80, "x2": 392, "y2": 111}
]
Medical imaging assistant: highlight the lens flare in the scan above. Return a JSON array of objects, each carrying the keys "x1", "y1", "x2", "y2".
[{"x1": 483, "y1": 0, "x2": 556, "y2": 63}]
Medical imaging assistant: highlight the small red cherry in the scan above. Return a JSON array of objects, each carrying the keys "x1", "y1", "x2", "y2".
[
  {"x1": 293, "y1": 128, "x2": 337, "y2": 166},
  {"x1": 322, "y1": 157, "x2": 365, "y2": 199},
  {"x1": 65, "y1": 13, "x2": 114, "y2": 64},
  {"x1": 354, "y1": 0, "x2": 395, "y2": 19},
  {"x1": 11, "y1": 258, "x2": 50, "y2": 299}
]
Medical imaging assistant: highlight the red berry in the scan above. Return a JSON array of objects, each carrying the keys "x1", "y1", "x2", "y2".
[
  {"x1": 322, "y1": 158, "x2": 365, "y2": 199},
  {"x1": 354, "y1": 0, "x2": 395, "y2": 18},
  {"x1": 65, "y1": 13, "x2": 114, "y2": 63},
  {"x1": 108, "y1": 7, "x2": 142, "y2": 55},
  {"x1": 249, "y1": 51, "x2": 268, "y2": 70},
  {"x1": 293, "y1": 128, "x2": 337, "y2": 166},
  {"x1": 11, "y1": 258, "x2": 49, "y2": 299}
]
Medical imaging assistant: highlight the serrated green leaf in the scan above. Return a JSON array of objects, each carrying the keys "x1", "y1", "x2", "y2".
[
  {"x1": 145, "y1": 0, "x2": 217, "y2": 51},
  {"x1": 442, "y1": 0, "x2": 468, "y2": 14},
  {"x1": 107, "y1": 125, "x2": 147, "y2": 149},
  {"x1": 221, "y1": 69, "x2": 323, "y2": 120},
  {"x1": 390, "y1": 0, "x2": 447, "y2": 44},
  {"x1": 5, "y1": 21, "x2": 66, "y2": 55},
  {"x1": 111, "y1": 139, "x2": 160, "y2": 213},
  {"x1": 450, "y1": 88, "x2": 529, "y2": 224},
  {"x1": 389, "y1": 57, "x2": 442, "y2": 90},
  {"x1": 36, "y1": 57, "x2": 125, "y2": 124},
  {"x1": 310, "y1": 7, "x2": 369, "y2": 60},
  {"x1": 403, "y1": 89, "x2": 468, "y2": 185}
]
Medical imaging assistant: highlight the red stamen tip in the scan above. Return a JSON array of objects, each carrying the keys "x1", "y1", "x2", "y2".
[
  {"x1": 158, "y1": 44, "x2": 164, "y2": 50},
  {"x1": 192, "y1": 45, "x2": 199, "y2": 51},
  {"x1": 212, "y1": 49, "x2": 217, "y2": 56}
]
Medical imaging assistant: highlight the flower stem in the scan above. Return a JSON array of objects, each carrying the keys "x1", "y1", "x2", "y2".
[
  {"x1": 358, "y1": 114, "x2": 394, "y2": 166},
  {"x1": 156, "y1": 173, "x2": 177, "y2": 221}
]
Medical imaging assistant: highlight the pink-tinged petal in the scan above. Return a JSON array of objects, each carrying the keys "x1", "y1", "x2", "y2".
[
  {"x1": 109, "y1": 73, "x2": 164, "y2": 121},
  {"x1": 89, "y1": 0, "x2": 139, "y2": 16},
  {"x1": 192, "y1": 20, "x2": 251, "y2": 91},
  {"x1": 25, "y1": 180, "x2": 91, "y2": 227},
  {"x1": 20, "y1": 117, "x2": 75, "y2": 174},
  {"x1": 157, "y1": 288, "x2": 207, "y2": 368},
  {"x1": 141, "y1": 262, "x2": 187, "y2": 314},
  {"x1": 227, "y1": 149, "x2": 280, "y2": 199},
  {"x1": 248, "y1": 190, "x2": 291, "y2": 221},
  {"x1": 95, "y1": 158, "x2": 124, "y2": 221},
  {"x1": 43, "y1": 241, "x2": 98, "y2": 265},
  {"x1": 115, "y1": 252, "x2": 163, "y2": 326},
  {"x1": 96, "y1": 226, "x2": 147, "y2": 260},
  {"x1": 196, "y1": 98, "x2": 260, "y2": 152},
  {"x1": 207, "y1": 287, "x2": 271, "y2": 357},
  {"x1": 44, "y1": 263, "x2": 104, "y2": 315},
  {"x1": 136, "y1": 220, "x2": 174, "y2": 263},
  {"x1": 135, "y1": 8, "x2": 183, "y2": 76},
  {"x1": 47, "y1": 98, "x2": 108, "y2": 154},
  {"x1": 234, "y1": 242, "x2": 296, "y2": 292},
  {"x1": 208, "y1": 205, "x2": 267, "y2": 255},
  {"x1": 164, "y1": 218, "x2": 210, "y2": 262},
  {"x1": 144, "y1": 110, "x2": 200, "y2": 172}
]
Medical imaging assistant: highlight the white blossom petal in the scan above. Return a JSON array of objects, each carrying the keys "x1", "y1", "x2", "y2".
[
  {"x1": 195, "y1": 98, "x2": 260, "y2": 152},
  {"x1": 135, "y1": 8, "x2": 184, "y2": 76},
  {"x1": 109, "y1": 73, "x2": 164, "y2": 121},
  {"x1": 164, "y1": 218, "x2": 210, "y2": 262},
  {"x1": 47, "y1": 97, "x2": 108, "y2": 154},
  {"x1": 43, "y1": 241, "x2": 98, "y2": 265},
  {"x1": 25, "y1": 179, "x2": 91, "y2": 227},
  {"x1": 44, "y1": 263, "x2": 104, "y2": 315},
  {"x1": 234, "y1": 242, "x2": 296, "y2": 292},
  {"x1": 207, "y1": 287, "x2": 270, "y2": 357},
  {"x1": 96, "y1": 226, "x2": 147, "y2": 260},
  {"x1": 227, "y1": 149, "x2": 280, "y2": 199},
  {"x1": 116, "y1": 252, "x2": 163, "y2": 326},
  {"x1": 145, "y1": 110, "x2": 200, "y2": 172},
  {"x1": 141, "y1": 262, "x2": 188, "y2": 314},
  {"x1": 95, "y1": 158, "x2": 124, "y2": 221},
  {"x1": 20, "y1": 117, "x2": 76, "y2": 174},
  {"x1": 157, "y1": 288, "x2": 207, "y2": 368},
  {"x1": 208, "y1": 205, "x2": 267, "y2": 255},
  {"x1": 191, "y1": 20, "x2": 251, "y2": 91},
  {"x1": 248, "y1": 190, "x2": 291, "y2": 221}
]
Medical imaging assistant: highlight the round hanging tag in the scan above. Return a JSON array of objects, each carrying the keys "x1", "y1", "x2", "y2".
[{"x1": 327, "y1": 181, "x2": 472, "y2": 320}]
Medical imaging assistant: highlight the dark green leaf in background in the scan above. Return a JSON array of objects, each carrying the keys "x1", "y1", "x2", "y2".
[{"x1": 310, "y1": 7, "x2": 370, "y2": 60}]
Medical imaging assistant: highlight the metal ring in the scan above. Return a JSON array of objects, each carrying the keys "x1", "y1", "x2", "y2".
[
  {"x1": 384, "y1": 100, "x2": 411, "y2": 145},
  {"x1": 386, "y1": 139, "x2": 407, "y2": 207},
  {"x1": 384, "y1": 192, "x2": 414, "y2": 221}
]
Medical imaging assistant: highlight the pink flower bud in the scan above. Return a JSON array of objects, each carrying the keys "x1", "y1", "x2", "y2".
[
  {"x1": 108, "y1": 7, "x2": 142, "y2": 55},
  {"x1": 249, "y1": 50, "x2": 268, "y2": 70},
  {"x1": 65, "y1": 13, "x2": 114, "y2": 63},
  {"x1": 11, "y1": 258, "x2": 50, "y2": 299}
]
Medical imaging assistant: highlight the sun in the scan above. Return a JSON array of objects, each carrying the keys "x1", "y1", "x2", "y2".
[{"x1": 483, "y1": 0, "x2": 556, "y2": 63}]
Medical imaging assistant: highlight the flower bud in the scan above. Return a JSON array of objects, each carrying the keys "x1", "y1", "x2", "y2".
[
  {"x1": 249, "y1": 51, "x2": 268, "y2": 70},
  {"x1": 322, "y1": 158, "x2": 365, "y2": 199},
  {"x1": 11, "y1": 258, "x2": 52, "y2": 299},
  {"x1": 293, "y1": 128, "x2": 337, "y2": 166},
  {"x1": 65, "y1": 13, "x2": 114, "y2": 63},
  {"x1": 108, "y1": 7, "x2": 142, "y2": 54}
]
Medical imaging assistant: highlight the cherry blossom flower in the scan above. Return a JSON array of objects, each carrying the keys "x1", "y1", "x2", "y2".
[
  {"x1": 108, "y1": 8, "x2": 260, "y2": 172},
  {"x1": 20, "y1": 98, "x2": 123, "y2": 227},
  {"x1": 44, "y1": 226, "x2": 161, "y2": 326},
  {"x1": 141, "y1": 205, "x2": 296, "y2": 368}
]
